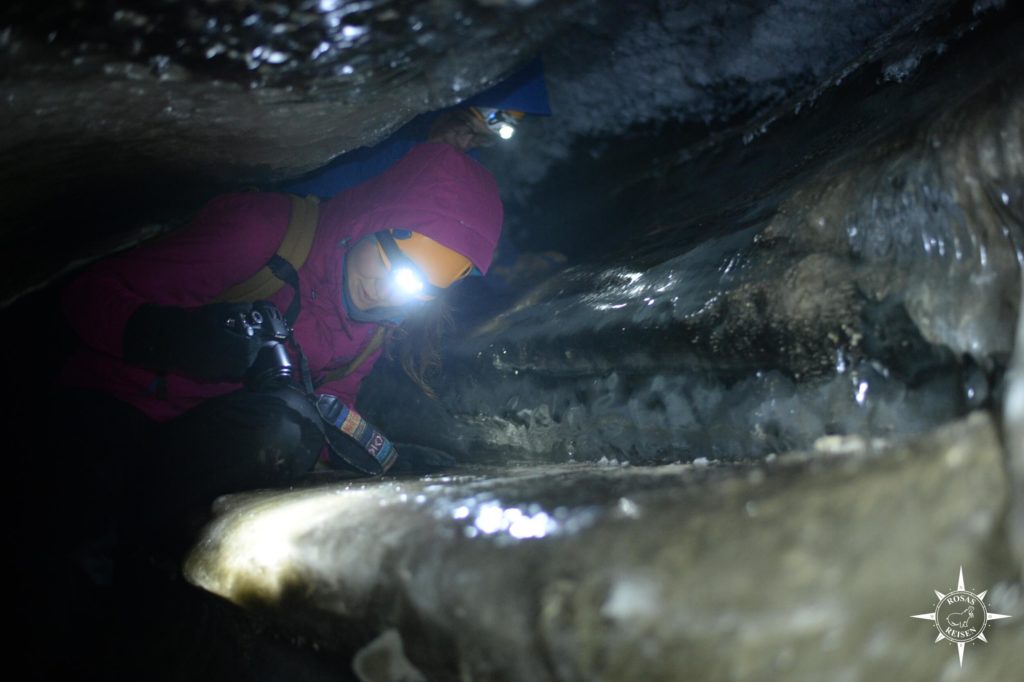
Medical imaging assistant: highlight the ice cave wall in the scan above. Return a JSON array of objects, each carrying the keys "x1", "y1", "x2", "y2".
[
  {"x1": 3, "y1": 0, "x2": 1017, "y2": 479},
  {"x1": 0, "y1": 0, "x2": 976, "y2": 304},
  {"x1": 2, "y1": 2, "x2": 1022, "y2": 680},
  {"x1": 357, "y1": 0, "x2": 1023, "y2": 467},
  {"x1": 2, "y1": 1, "x2": 1019, "y2": 491}
]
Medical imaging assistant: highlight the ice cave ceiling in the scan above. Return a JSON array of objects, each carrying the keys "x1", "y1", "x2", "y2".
[
  {"x1": 4, "y1": 1, "x2": 1024, "y2": 681},
  {"x1": 2, "y1": 0, "x2": 1010, "y2": 301}
]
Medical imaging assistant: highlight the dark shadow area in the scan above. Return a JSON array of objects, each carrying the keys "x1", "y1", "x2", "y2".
[{"x1": 5, "y1": 281, "x2": 361, "y2": 679}]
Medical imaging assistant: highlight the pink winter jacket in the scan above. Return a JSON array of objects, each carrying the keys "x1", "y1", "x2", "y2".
[{"x1": 61, "y1": 142, "x2": 504, "y2": 421}]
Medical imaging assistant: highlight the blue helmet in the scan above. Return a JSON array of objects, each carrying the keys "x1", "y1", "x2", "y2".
[
  {"x1": 465, "y1": 57, "x2": 551, "y2": 140},
  {"x1": 466, "y1": 57, "x2": 552, "y2": 116}
]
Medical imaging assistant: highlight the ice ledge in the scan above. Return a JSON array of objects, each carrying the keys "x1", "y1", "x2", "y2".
[{"x1": 185, "y1": 410, "x2": 1021, "y2": 681}]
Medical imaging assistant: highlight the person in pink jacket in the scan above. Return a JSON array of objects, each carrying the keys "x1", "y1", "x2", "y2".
[{"x1": 59, "y1": 142, "x2": 503, "y2": 525}]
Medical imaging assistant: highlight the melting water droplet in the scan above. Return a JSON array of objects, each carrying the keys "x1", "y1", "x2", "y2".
[
  {"x1": 311, "y1": 41, "x2": 329, "y2": 60},
  {"x1": 342, "y1": 25, "x2": 367, "y2": 40},
  {"x1": 855, "y1": 380, "x2": 869, "y2": 406}
]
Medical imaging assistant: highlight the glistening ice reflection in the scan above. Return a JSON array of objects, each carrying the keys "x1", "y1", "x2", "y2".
[
  {"x1": 366, "y1": 54, "x2": 1023, "y2": 467},
  {"x1": 183, "y1": 423, "x2": 1021, "y2": 681},
  {"x1": 463, "y1": 503, "x2": 553, "y2": 539},
  {"x1": 186, "y1": 487, "x2": 377, "y2": 600},
  {"x1": 184, "y1": 468, "x2": 601, "y2": 604}
]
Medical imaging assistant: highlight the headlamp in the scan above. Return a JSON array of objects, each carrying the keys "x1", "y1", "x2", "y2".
[
  {"x1": 392, "y1": 266, "x2": 425, "y2": 297},
  {"x1": 375, "y1": 230, "x2": 476, "y2": 302},
  {"x1": 471, "y1": 107, "x2": 524, "y2": 140}
]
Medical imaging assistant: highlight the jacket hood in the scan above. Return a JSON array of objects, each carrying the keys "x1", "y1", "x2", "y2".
[{"x1": 319, "y1": 142, "x2": 504, "y2": 274}]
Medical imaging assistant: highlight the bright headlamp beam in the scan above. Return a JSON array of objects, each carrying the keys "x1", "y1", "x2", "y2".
[
  {"x1": 393, "y1": 267, "x2": 425, "y2": 295},
  {"x1": 498, "y1": 124, "x2": 515, "y2": 140},
  {"x1": 375, "y1": 231, "x2": 449, "y2": 300}
]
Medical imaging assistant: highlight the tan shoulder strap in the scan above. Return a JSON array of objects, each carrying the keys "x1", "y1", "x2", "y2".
[
  {"x1": 215, "y1": 194, "x2": 320, "y2": 303},
  {"x1": 316, "y1": 326, "x2": 387, "y2": 387}
]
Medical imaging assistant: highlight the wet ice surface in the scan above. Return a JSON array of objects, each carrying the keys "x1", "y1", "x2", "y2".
[
  {"x1": 486, "y1": 0, "x2": 961, "y2": 198},
  {"x1": 1, "y1": 0, "x2": 585, "y2": 91},
  {"x1": 185, "y1": 458, "x2": 765, "y2": 623},
  {"x1": 186, "y1": 460, "x2": 739, "y2": 608},
  {"x1": 185, "y1": 412, "x2": 1022, "y2": 681},
  {"x1": 0, "y1": 0, "x2": 595, "y2": 303},
  {"x1": 0, "y1": 1, "x2": 983, "y2": 305},
  {"x1": 1, "y1": 1, "x2": 1018, "y2": 678},
  {"x1": 197, "y1": 459, "x2": 737, "y2": 555},
  {"x1": 360, "y1": 5, "x2": 1023, "y2": 467}
]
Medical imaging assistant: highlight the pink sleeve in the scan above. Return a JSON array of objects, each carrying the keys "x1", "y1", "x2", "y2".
[{"x1": 62, "y1": 193, "x2": 291, "y2": 358}]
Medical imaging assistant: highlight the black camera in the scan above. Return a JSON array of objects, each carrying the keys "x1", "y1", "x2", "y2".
[{"x1": 224, "y1": 301, "x2": 295, "y2": 391}]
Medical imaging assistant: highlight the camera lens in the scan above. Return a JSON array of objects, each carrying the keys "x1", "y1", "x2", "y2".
[{"x1": 245, "y1": 342, "x2": 294, "y2": 391}]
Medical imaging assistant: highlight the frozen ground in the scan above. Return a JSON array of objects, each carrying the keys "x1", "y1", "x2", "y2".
[{"x1": 185, "y1": 410, "x2": 1022, "y2": 681}]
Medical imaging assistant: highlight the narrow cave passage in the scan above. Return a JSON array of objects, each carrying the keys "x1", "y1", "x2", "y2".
[{"x1": 4, "y1": 1, "x2": 1023, "y2": 681}]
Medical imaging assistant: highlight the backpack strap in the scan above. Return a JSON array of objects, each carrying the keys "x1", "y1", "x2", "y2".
[
  {"x1": 209, "y1": 193, "x2": 383, "y2": 391},
  {"x1": 214, "y1": 194, "x2": 320, "y2": 304}
]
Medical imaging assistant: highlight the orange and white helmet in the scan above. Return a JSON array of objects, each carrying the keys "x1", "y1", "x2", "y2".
[{"x1": 375, "y1": 229, "x2": 478, "y2": 301}]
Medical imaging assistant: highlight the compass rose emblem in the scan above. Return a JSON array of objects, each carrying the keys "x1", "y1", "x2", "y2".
[{"x1": 911, "y1": 566, "x2": 1012, "y2": 667}]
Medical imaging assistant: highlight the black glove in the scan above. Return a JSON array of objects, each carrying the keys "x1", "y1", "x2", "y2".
[
  {"x1": 315, "y1": 393, "x2": 398, "y2": 476},
  {"x1": 123, "y1": 302, "x2": 265, "y2": 382}
]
